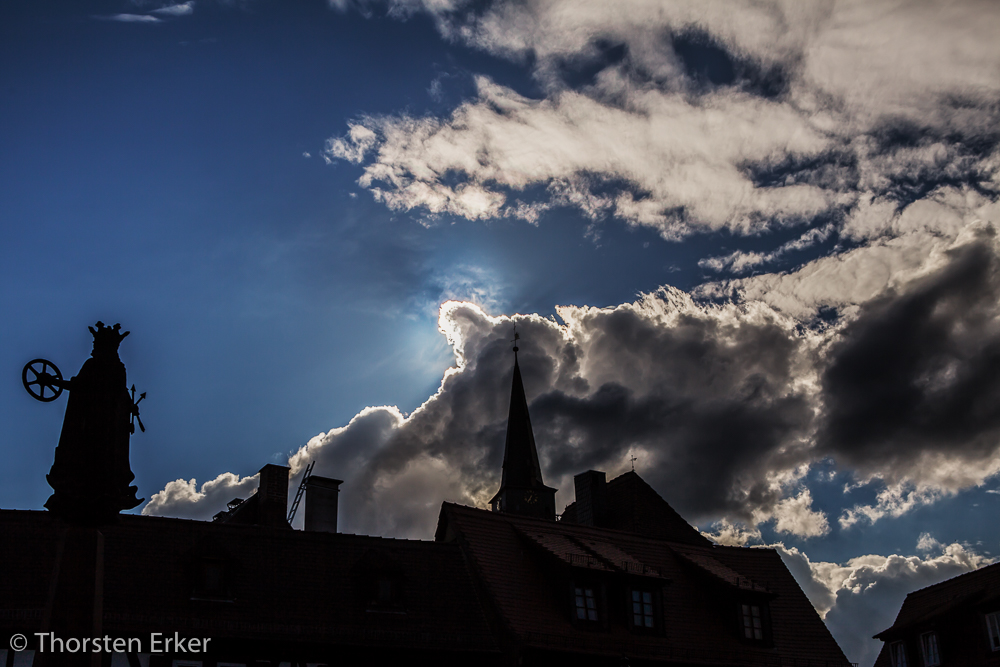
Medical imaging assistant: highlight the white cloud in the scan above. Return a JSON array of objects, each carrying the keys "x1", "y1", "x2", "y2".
[
  {"x1": 327, "y1": 0, "x2": 1000, "y2": 252},
  {"x1": 428, "y1": 265, "x2": 508, "y2": 315},
  {"x1": 325, "y1": 123, "x2": 378, "y2": 164},
  {"x1": 839, "y1": 481, "x2": 947, "y2": 529},
  {"x1": 151, "y1": 2, "x2": 194, "y2": 16},
  {"x1": 143, "y1": 471, "x2": 259, "y2": 521},
  {"x1": 327, "y1": 76, "x2": 838, "y2": 238},
  {"x1": 916, "y1": 533, "x2": 943, "y2": 553},
  {"x1": 700, "y1": 223, "x2": 836, "y2": 274},
  {"x1": 101, "y1": 13, "x2": 162, "y2": 22},
  {"x1": 840, "y1": 454, "x2": 1000, "y2": 529},
  {"x1": 762, "y1": 488, "x2": 830, "y2": 538},
  {"x1": 698, "y1": 193, "x2": 1000, "y2": 321},
  {"x1": 702, "y1": 518, "x2": 762, "y2": 546}
]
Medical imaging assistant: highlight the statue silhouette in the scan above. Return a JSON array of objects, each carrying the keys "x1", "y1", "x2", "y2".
[{"x1": 44, "y1": 322, "x2": 143, "y2": 524}]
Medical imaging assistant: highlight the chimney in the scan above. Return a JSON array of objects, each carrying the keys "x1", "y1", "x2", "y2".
[
  {"x1": 257, "y1": 464, "x2": 290, "y2": 528},
  {"x1": 573, "y1": 470, "x2": 608, "y2": 527},
  {"x1": 304, "y1": 476, "x2": 343, "y2": 533}
]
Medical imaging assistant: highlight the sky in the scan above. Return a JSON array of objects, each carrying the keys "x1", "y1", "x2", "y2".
[{"x1": 2, "y1": 1, "x2": 1000, "y2": 664}]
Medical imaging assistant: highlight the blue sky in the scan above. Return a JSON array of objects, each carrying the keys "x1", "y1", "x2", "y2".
[{"x1": 3, "y1": 2, "x2": 1000, "y2": 665}]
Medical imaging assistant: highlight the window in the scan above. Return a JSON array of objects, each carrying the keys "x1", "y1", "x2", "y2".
[
  {"x1": 920, "y1": 632, "x2": 940, "y2": 666},
  {"x1": 741, "y1": 603, "x2": 763, "y2": 640},
  {"x1": 574, "y1": 586, "x2": 598, "y2": 621},
  {"x1": 366, "y1": 575, "x2": 404, "y2": 612},
  {"x1": 632, "y1": 590, "x2": 654, "y2": 628},
  {"x1": 987, "y1": 611, "x2": 1000, "y2": 651},
  {"x1": 191, "y1": 558, "x2": 233, "y2": 601},
  {"x1": 889, "y1": 641, "x2": 907, "y2": 667}
]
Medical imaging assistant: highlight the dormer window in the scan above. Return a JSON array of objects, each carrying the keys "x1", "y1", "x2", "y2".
[
  {"x1": 373, "y1": 576, "x2": 399, "y2": 607},
  {"x1": 364, "y1": 572, "x2": 406, "y2": 613},
  {"x1": 741, "y1": 603, "x2": 763, "y2": 640},
  {"x1": 631, "y1": 590, "x2": 655, "y2": 629},
  {"x1": 191, "y1": 558, "x2": 233, "y2": 601},
  {"x1": 353, "y1": 548, "x2": 406, "y2": 614},
  {"x1": 987, "y1": 611, "x2": 1000, "y2": 651},
  {"x1": 920, "y1": 632, "x2": 940, "y2": 666},
  {"x1": 737, "y1": 601, "x2": 771, "y2": 645},
  {"x1": 889, "y1": 641, "x2": 908, "y2": 667},
  {"x1": 575, "y1": 586, "x2": 598, "y2": 621}
]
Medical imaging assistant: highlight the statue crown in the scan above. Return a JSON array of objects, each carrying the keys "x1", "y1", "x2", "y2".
[{"x1": 89, "y1": 321, "x2": 130, "y2": 355}]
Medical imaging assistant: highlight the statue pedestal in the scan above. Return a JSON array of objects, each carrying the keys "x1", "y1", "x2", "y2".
[{"x1": 35, "y1": 526, "x2": 104, "y2": 667}]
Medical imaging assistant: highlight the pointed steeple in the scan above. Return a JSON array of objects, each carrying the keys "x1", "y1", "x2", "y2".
[{"x1": 489, "y1": 333, "x2": 556, "y2": 520}]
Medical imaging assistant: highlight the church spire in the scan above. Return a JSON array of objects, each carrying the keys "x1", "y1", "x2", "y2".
[{"x1": 489, "y1": 329, "x2": 556, "y2": 520}]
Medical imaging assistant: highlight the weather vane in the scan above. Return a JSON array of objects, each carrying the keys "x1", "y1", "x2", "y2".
[
  {"x1": 630, "y1": 452, "x2": 638, "y2": 472},
  {"x1": 511, "y1": 325, "x2": 520, "y2": 354}
]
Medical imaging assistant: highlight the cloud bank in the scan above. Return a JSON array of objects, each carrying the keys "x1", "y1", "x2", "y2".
[
  {"x1": 146, "y1": 229, "x2": 1000, "y2": 539},
  {"x1": 776, "y1": 538, "x2": 992, "y2": 666}
]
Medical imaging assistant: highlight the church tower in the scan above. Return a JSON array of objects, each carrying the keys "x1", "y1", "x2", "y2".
[{"x1": 489, "y1": 334, "x2": 557, "y2": 520}]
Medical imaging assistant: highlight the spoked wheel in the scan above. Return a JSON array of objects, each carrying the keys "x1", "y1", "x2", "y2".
[{"x1": 22, "y1": 359, "x2": 64, "y2": 402}]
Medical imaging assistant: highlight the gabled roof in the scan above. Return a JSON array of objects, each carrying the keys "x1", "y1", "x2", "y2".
[
  {"x1": 874, "y1": 560, "x2": 1000, "y2": 639},
  {"x1": 562, "y1": 471, "x2": 712, "y2": 546},
  {"x1": 436, "y1": 502, "x2": 850, "y2": 665}
]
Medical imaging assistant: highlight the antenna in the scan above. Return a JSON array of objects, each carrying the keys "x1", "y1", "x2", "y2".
[{"x1": 287, "y1": 460, "x2": 315, "y2": 526}]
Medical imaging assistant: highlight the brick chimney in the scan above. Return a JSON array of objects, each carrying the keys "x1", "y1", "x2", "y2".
[
  {"x1": 256, "y1": 464, "x2": 290, "y2": 529},
  {"x1": 573, "y1": 470, "x2": 608, "y2": 527},
  {"x1": 304, "y1": 476, "x2": 343, "y2": 533}
]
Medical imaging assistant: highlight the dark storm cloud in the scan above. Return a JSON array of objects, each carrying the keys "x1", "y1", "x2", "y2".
[
  {"x1": 529, "y1": 303, "x2": 812, "y2": 521},
  {"x1": 150, "y1": 290, "x2": 828, "y2": 538},
  {"x1": 820, "y1": 239, "x2": 1000, "y2": 476},
  {"x1": 532, "y1": 383, "x2": 810, "y2": 521},
  {"x1": 291, "y1": 293, "x2": 814, "y2": 536}
]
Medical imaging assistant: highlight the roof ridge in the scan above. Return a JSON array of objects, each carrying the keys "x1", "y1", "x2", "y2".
[{"x1": 444, "y1": 501, "x2": 716, "y2": 546}]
